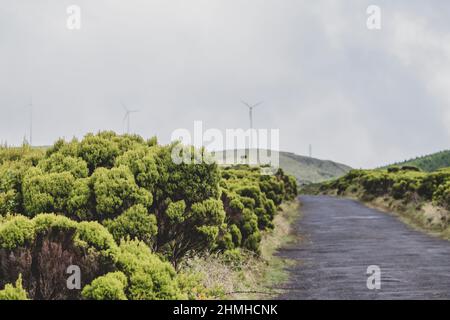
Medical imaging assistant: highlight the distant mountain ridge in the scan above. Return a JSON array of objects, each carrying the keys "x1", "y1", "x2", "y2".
[{"x1": 384, "y1": 150, "x2": 450, "y2": 172}]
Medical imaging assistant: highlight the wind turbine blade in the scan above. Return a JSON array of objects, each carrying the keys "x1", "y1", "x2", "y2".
[
  {"x1": 120, "y1": 100, "x2": 129, "y2": 112},
  {"x1": 253, "y1": 101, "x2": 263, "y2": 108},
  {"x1": 241, "y1": 100, "x2": 251, "y2": 109}
]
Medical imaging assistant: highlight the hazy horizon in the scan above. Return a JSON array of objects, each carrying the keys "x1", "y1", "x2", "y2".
[{"x1": 1, "y1": 1, "x2": 449, "y2": 168}]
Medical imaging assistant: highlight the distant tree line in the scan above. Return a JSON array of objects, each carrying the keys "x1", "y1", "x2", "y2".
[{"x1": 384, "y1": 150, "x2": 450, "y2": 172}]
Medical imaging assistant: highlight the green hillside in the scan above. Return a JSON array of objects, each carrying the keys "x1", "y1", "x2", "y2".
[
  {"x1": 215, "y1": 150, "x2": 352, "y2": 185},
  {"x1": 279, "y1": 151, "x2": 352, "y2": 185},
  {"x1": 385, "y1": 150, "x2": 450, "y2": 172}
]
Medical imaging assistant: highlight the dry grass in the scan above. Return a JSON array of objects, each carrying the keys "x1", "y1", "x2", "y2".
[
  {"x1": 180, "y1": 200, "x2": 301, "y2": 300},
  {"x1": 181, "y1": 250, "x2": 268, "y2": 299},
  {"x1": 368, "y1": 197, "x2": 450, "y2": 238},
  {"x1": 422, "y1": 203, "x2": 449, "y2": 229}
]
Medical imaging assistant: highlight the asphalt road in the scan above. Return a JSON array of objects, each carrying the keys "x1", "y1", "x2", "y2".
[{"x1": 277, "y1": 195, "x2": 450, "y2": 299}]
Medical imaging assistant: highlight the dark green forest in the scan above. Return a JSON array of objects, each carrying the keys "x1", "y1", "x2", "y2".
[{"x1": 385, "y1": 150, "x2": 450, "y2": 172}]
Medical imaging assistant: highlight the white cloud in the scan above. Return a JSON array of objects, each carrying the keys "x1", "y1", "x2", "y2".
[{"x1": 389, "y1": 12, "x2": 450, "y2": 137}]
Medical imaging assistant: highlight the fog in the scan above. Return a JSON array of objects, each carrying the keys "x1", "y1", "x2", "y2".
[{"x1": 1, "y1": 0, "x2": 449, "y2": 168}]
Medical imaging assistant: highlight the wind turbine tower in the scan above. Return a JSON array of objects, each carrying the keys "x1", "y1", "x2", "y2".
[
  {"x1": 241, "y1": 100, "x2": 263, "y2": 149},
  {"x1": 26, "y1": 97, "x2": 33, "y2": 146},
  {"x1": 241, "y1": 100, "x2": 263, "y2": 131},
  {"x1": 121, "y1": 101, "x2": 139, "y2": 134}
]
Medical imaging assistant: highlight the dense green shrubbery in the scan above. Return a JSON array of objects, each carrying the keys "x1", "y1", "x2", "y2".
[
  {"x1": 0, "y1": 275, "x2": 28, "y2": 300},
  {"x1": 82, "y1": 271, "x2": 128, "y2": 300},
  {"x1": 103, "y1": 204, "x2": 158, "y2": 248},
  {"x1": 0, "y1": 214, "x2": 185, "y2": 300},
  {"x1": 433, "y1": 181, "x2": 450, "y2": 210},
  {"x1": 322, "y1": 166, "x2": 450, "y2": 209},
  {"x1": 0, "y1": 213, "x2": 118, "y2": 299},
  {"x1": 0, "y1": 145, "x2": 44, "y2": 166},
  {"x1": 0, "y1": 160, "x2": 34, "y2": 215},
  {"x1": 116, "y1": 239, "x2": 182, "y2": 299},
  {"x1": 0, "y1": 132, "x2": 297, "y2": 299},
  {"x1": 219, "y1": 166, "x2": 297, "y2": 252}
]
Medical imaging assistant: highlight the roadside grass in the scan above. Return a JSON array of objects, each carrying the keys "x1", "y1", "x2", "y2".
[
  {"x1": 258, "y1": 201, "x2": 299, "y2": 292},
  {"x1": 180, "y1": 200, "x2": 301, "y2": 300},
  {"x1": 364, "y1": 196, "x2": 449, "y2": 238}
]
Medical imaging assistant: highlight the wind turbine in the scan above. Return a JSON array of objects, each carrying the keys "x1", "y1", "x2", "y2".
[
  {"x1": 241, "y1": 100, "x2": 263, "y2": 131},
  {"x1": 25, "y1": 96, "x2": 33, "y2": 146},
  {"x1": 121, "y1": 101, "x2": 139, "y2": 134},
  {"x1": 241, "y1": 100, "x2": 263, "y2": 149}
]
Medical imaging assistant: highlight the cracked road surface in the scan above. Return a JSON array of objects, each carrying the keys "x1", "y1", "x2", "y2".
[{"x1": 277, "y1": 195, "x2": 450, "y2": 299}]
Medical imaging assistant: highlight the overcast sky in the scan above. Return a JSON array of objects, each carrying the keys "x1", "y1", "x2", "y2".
[{"x1": 1, "y1": 0, "x2": 449, "y2": 168}]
